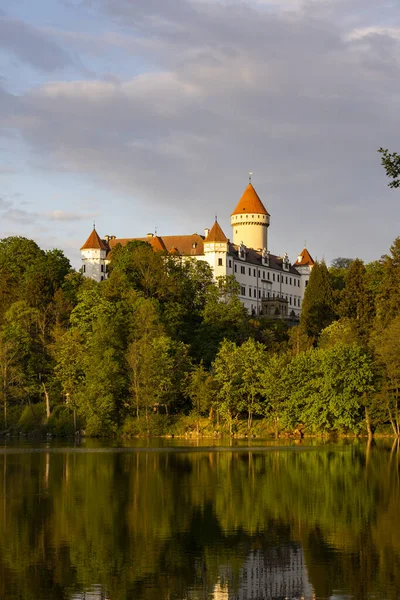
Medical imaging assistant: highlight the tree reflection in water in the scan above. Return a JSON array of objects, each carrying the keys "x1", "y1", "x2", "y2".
[{"x1": 0, "y1": 441, "x2": 399, "y2": 600}]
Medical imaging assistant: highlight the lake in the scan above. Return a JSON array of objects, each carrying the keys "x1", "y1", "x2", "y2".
[{"x1": 0, "y1": 439, "x2": 399, "y2": 599}]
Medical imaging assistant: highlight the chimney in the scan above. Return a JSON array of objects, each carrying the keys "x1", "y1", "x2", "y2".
[{"x1": 204, "y1": 228, "x2": 210, "y2": 238}]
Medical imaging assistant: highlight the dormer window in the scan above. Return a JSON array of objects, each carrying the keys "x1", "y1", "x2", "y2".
[{"x1": 262, "y1": 248, "x2": 270, "y2": 266}]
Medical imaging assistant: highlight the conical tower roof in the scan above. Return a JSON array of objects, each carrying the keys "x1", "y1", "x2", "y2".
[
  {"x1": 295, "y1": 248, "x2": 314, "y2": 266},
  {"x1": 231, "y1": 183, "x2": 269, "y2": 217},
  {"x1": 204, "y1": 220, "x2": 228, "y2": 242},
  {"x1": 80, "y1": 227, "x2": 107, "y2": 251}
]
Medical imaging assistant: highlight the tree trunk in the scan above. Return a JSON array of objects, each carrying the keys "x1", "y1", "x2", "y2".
[
  {"x1": 42, "y1": 382, "x2": 51, "y2": 420},
  {"x1": 247, "y1": 410, "x2": 252, "y2": 431},
  {"x1": 3, "y1": 362, "x2": 7, "y2": 429},
  {"x1": 364, "y1": 402, "x2": 373, "y2": 439}
]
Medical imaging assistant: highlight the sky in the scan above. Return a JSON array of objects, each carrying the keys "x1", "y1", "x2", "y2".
[{"x1": 0, "y1": 0, "x2": 400, "y2": 268}]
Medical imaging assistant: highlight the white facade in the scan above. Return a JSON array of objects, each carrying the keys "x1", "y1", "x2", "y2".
[
  {"x1": 81, "y1": 247, "x2": 107, "y2": 281},
  {"x1": 231, "y1": 211, "x2": 269, "y2": 250},
  {"x1": 80, "y1": 184, "x2": 314, "y2": 318}
]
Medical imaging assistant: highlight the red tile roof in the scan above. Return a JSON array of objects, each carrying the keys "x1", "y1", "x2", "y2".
[
  {"x1": 204, "y1": 220, "x2": 228, "y2": 243},
  {"x1": 294, "y1": 248, "x2": 314, "y2": 266},
  {"x1": 231, "y1": 183, "x2": 269, "y2": 217},
  {"x1": 107, "y1": 234, "x2": 205, "y2": 257},
  {"x1": 80, "y1": 228, "x2": 107, "y2": 251}
]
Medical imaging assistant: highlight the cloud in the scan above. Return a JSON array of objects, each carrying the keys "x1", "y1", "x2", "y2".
[
  {"x1": 0, "y1": 15, "x2": 73, "y2": 72},
  {"x1": 46, "y1": 209, "x2": 99, "y2": 221},
  {"x1": 1, "y1": 0, "x2": 400, "y2": 262},
  {"x1": 0, "y1": 197, "x2": 38, "y2": 224}
]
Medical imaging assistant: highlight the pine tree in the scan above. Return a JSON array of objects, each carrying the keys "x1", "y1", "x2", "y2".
[
  {"x1": 339, "y1": 258, "x2": 374, "y2": 335},
  {"x1": 300, "y1": 261, "x2": 336, "y2": 338},
  {"x1": 375, "y1": 237, "x2": 400, "y2": 327}
]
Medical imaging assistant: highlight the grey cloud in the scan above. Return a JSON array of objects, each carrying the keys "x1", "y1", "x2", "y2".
[
  {"x1": 0, "y1": 197, "x2": 38, "y2": 224},
  {"x1": 46, "y1": 209, "x2": 99, "y2": 221},
  {"x1": 2, "y1": 0, "x2": 400, "y2": 262},
  {"x1": 0, "y1": 15, "x2": 73, "y2": 72}
]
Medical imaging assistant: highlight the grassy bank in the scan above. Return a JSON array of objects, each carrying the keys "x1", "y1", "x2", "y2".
[{"x1": 0, "y1": 405, "x2": 396, "y2": 439}]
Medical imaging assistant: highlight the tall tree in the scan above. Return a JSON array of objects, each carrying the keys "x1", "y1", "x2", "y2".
[
  {"x1": 300, "y1": 261, "x2": 336, "y2": 338},
  {"x1": 339, "y1": 258, "x2": 374, "y2": 335},
  {"x1": 375, "y1": 237, "x2": 400, "y2": 326}
]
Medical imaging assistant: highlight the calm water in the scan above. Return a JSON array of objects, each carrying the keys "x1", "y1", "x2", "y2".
[{"x1": 0, "y1": 439, "x2": 399, "y2": 600}]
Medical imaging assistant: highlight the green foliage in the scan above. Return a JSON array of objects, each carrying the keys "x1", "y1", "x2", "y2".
[
  {"x1": 18, "y1": 402, "x2": 46, "y2": 434},
  {"x1": 301, "y1": 261, "x2": 336, "y2": 338},
  {"x1": 378, "y1": 147, "x2": 400, "y2": 188},
  {"x1": 375, "y1": 237, "x2": 400, "y2": 327},
  {"x1": 3, "y1": 229, "x2": 400, "y2": 439},
  {"x1": 339, "y1": 258, "x2": 374, "y2": 335}
]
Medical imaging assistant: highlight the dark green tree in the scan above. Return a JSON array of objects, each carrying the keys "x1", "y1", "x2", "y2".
[
  {"x1": 300, "y1": 261, "x2": 336, "y2": 338},
  {"x1": 375, "y1": 237, "x2": 400, "y2": 326},
  {"x1": 339, "y1": 258, "x2": 374, "y2": 335}
]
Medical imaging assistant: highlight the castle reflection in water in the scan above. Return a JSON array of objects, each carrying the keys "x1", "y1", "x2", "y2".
[
  {"x1": 70, "y1": 544, "x2": 314, "y2": 600},
  {"x1": 207, "y1": 545, "x2": 314, "y2": 600}
]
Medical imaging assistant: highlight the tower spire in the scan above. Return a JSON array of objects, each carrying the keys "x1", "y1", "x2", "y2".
[{"x1": 249, "y1": 171, "x2": 253, "y2": 184}]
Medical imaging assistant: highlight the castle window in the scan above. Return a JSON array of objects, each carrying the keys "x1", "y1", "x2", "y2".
[
  {"x1": 253, "y1": 269, "x2": 256, "y2": 277},
  {"x1": 258, "y1": 270, "x2": 260, "y2": 277},
  {"x1": 289, "y1": 297, "x2": 292, "y2": 305},
  {"x1": 234, "y1": 264, "x2": 237, "y2": 272},
  {"x1": 218, "y1": 258, "x2": 223, "y2": 266},
  {"x1": 82, "y1": 265, "x2": 86, "y2": 273},
  {"x1": 101, "y1": 264, "x2": 104, "y2": 272},
  {"x1": 229, "y1": 259, "x2": 232, "y2": 268},
  {"x1": 298, "y1": 280, "x2": 300, "y2": 287},
  {"x1": 277, "y1": 274, "x2": 280, "y2": 282},
  {"x1": 285, "y1": 276, "x2": 288, "y2": 284},
  {"x1": 248, "y1": 267, "x2": 251, "y2": 275},
  {"x1": 273, "y1": 273, "x2": 275, "y2": 282},
  {"x1": 290, "y1": 277, "x2": 292, "y2": 285},
  {"x1": 258, "y1": 289, "x2": 261, "y2": 298},
  {"x1": 240, "y1": 286, "x2": 246, "y2": 296},
  {"x1": 254, "y1": 289, "x2": 257, "y2": 298},
  {"x1": 101, "y1": 276, "x2": 104, "y2": 281},
  {"x1": 305, "y1": 280, "x2": 308, "y2": 287},
  {"x1": 267, "y1": 272, "x2": 270, "y2": 280},
  {"x1": 241, "y1": 266, "x2": 245, "y2": 274},
  {"x1": 249, "y1": 288, "x2": 252, "y2": 297}
]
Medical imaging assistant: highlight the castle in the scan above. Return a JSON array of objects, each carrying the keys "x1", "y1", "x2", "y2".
[{"x1": 80, "y1": 182, "x2": 314, "y2": 318}]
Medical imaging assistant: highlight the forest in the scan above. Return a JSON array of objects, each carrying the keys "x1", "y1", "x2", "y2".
[{"x1": 0, "y1": 226, "x2": 400, "y2": 439}]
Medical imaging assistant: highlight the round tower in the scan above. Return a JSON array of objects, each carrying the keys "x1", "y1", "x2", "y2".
[
  {"x1": 80, "y1": 226, "x2": 107, "y2": 282},
  {"x1": 230, "y1": 183, "x2": 270, "y2": 250}
]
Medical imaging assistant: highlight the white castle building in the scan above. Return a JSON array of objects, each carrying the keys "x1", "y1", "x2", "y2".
[{"x1": 80, "y1": 183, "x2": 314, "y2": 318}]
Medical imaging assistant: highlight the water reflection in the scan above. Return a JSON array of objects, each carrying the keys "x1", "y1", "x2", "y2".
[{"x1": 0, "y1": 442, "x2": 399, "y2": 599}]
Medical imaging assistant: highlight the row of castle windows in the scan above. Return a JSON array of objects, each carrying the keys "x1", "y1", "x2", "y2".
[
  {"x1": 239, "y1": 286, "x2": 301, "y2": 307},
  {"x1": 233, "y1": 214, "x2": 267, "y2": 220},
  {"x1": 231, "y1": 262, "x2": 300, "y2": 286},
  {"x1": 82, "y1": 264, "x2": 107, "y2": 274}
]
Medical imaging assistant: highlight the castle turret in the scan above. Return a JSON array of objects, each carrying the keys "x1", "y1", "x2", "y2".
[
  {"x1": 203, "y1": 219, "x2": 229, "y2": 279},
  {"x1": 80, "y1": 227, "x2": 108, "y2": 282},
  {"x1": 294, "y1": 247, "x2": 314, "y2": 299},
  {"x1": 230, "y1": 183, "x2": 270, "y2": 250}
]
